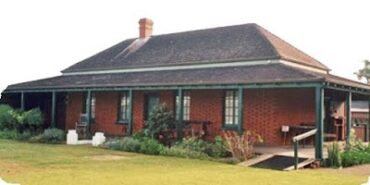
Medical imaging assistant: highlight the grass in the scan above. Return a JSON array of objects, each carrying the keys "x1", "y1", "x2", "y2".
[{"x1": 0, "y1": 139, "x2": 367, "y2": 185}]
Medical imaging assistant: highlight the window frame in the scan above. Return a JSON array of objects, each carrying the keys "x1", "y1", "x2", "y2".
[
  {"x1": 83, "y1": 92, "x2": 96, "y2": 123},
  {"x1": 223, "y1": 90, "x2": 239, "y2": 129},
  {"x1": 176, "y1": 91, "x2": 191, "y2": 121},
  {"x1": 117, "y1": 92, "x2": 130, "y2": 124}
]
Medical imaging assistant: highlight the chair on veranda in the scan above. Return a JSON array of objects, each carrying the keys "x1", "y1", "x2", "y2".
[{"x1": 75, "y1": 114, "x2": 88, "y2": 139}]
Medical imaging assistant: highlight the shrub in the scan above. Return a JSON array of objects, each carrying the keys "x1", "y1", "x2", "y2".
[
  {"x1": 340, "y1": 139, "x2": 370, "y2": 167},
  {"x1": 176, "y1": 136, "x2": 208, "y2": 153},
  {"x1": 23, "y1": 108, "x2": 44, "y2": 129},
  {"x1": 0, "y1": 105, "x2": 44, "y2": 133},
  {"x1": 326, "y1": 142, "x2": 342, "y2": 168},
  {"x1": 0, "y1": 104, "x2": 16, "y2": 130},
  {"x1": 205, "y1": 136, "x2": 229, "y2": 158},
  {"x1": 0, "y1": 129, "x2": 32, "y2": 141},
  {"x1": 10, "y1": 110, "x2": 25, "y2": 128},
  {"x1": 41, "y1": 128, "x2": 65, "y2": 144},
  {"x1": 143, "y1": 104, "x2": 175, "y2": 141},
  {"x1": 0, "y1": 130, "x2": 19, "y2": 140},
  {"x1": 341, "y1": 148, "x2": 370, "y2": 167},
  {"x1": 121, "y1": 137, "x2": 142, "y2": 152},
  {"x1": 173, "y1": 136, "x2": 229, "y2": 158},
  {"x1": 223, "y1": 131, "x2": 263, "y2": 161},
  {"x1": 160, "y1": 146, "x2": 210, "y2": 160},
  {"x1": 139, "y1": 137, "x2": 164, "y2": 155},
  {"x1": 132, "y1": 131, "x2": 147, "y2": 140},
  {"x1": 29, "y1": 134, "x2": 43, "y2": 143},
  {"x1": 17, "y1": 130, "x2": 33, "y2": 141},
  {"x1": 104, "y1": 137, "x2": 164, "y2": 155}
]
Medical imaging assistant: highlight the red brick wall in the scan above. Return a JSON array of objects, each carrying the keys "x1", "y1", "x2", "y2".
[
  {"x1": 65, "y1": 92, "x2": 127, "y2": 136},
  {"x1": 352, "y1": 111, "x2": 368, "y2": 141},
  {"x1": 244, "y1": 88, "x2": 315, "y2": 145},
  {"x1": 132, "y1": 91, "x2": 176, "y2": 133},
  {"x1": 133, "y1": 91, "x2": 145, "y2": 133},
  {"x1": 65, "y1": 92, "x2": 84, "y2": 130},
  {"x1": 189, "y1": 90, "x2": 223, "y2": 139},
  {"x1": 160, "y1": 91, "x2": 176, "y2": 111},
  {"x1": 352, "y1": 112, "x2": 368, "y2": 120},
  {"x1": 64, "y1": 89, "x2": 315, "y2": 145},
  {"x1": 91, "y1": 92, "x2": 127, "y2": 135},
  {"x1": 353, "y1": 126, "x2": 366, "y2": 141}
]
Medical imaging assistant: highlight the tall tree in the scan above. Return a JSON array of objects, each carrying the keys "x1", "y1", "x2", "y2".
[{"x1": 355, "y1": 60, "x2": 370, "y2": 84}]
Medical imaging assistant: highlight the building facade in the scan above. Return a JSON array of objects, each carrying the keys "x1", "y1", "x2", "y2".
[{"x1": 1, "y1": 18, "x2": 369, "y2": 160}]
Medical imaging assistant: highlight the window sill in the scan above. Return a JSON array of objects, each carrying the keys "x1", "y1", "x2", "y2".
[
  {"x1": 222, "y1": 125, "x2": 239, "y2": 131},
  {"x1": 116, "y1": 120, "x2": 129, "y2": 125}
]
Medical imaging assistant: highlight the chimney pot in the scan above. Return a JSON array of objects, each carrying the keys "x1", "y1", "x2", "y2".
[{"x1": 139, "y1": 18, "x2": 153, "y2": 38}]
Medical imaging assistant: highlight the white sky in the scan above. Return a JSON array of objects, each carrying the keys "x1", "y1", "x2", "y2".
[{"x1": 0, "y1": 0, "x2": 369, "y2": 96}]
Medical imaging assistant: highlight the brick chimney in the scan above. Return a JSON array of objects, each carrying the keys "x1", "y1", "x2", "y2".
[{"x1": 139, "y1": 18, "x2": 153, "y2": 38}]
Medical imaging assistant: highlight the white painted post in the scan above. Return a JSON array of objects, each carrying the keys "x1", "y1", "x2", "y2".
[
  {"x1": 66, "y1": 130, "x2": 78, "y2": 145},
  {"x1": 92, "y1": 132, "x2": 106, "y2": 147}
]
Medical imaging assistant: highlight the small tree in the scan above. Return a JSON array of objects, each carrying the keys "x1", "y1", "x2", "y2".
[
  {"x1": 223, "y1": 131, "x2": 263, "y2": 161},
  {"x1": 0, "y1": 104, "x2": 16, "y2": 130},
  {"x1": 143, "y1": 104, "x2": 175, "y2": 141},
  {"x1": 355, "y1": 60, "x2": 370, "y2": 84},
  {"x1": 23, "y1": 108, "x2": 44, "y2": 132}
]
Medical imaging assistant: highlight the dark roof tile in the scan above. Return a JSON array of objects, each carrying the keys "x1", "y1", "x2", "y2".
[{"x1": 62, "y1": 23, "x2": 329, "y2": 73}]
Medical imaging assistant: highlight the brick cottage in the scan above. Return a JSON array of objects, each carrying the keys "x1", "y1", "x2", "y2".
[{"x1": 1, "y1": 18, "x2": 369, "y2": 160}]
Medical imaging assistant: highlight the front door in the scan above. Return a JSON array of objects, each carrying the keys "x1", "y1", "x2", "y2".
[{"x1": 145, "y1": 95, "x2": 160, "y2": 120}]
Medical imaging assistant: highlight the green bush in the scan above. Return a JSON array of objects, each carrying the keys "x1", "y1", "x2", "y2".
[
  {"x1": 0, "y1": 130, "x2": 19, "y2": 140},
  {"x1": 160, "y1": 146, "x2": 210, "y2": 160},
  {"x1": 17, "y1": 130, "x2": 33, "y2": 141},
  {"x1": 41, "y1": 128, "x2": 65, "y2": 144},
  {"x1": 0, "y1": 105, "x2": 44, "y2": 133},
  {"x1": 172, "y1": 136, "x2": 229, "y2": 158},
  {"x1": 204, "y1": 137, "x2": 229, "y2": 158},
  {"x1": 338, "y1": 131, "x2": 370, "y2": 167},
  {"x1": 143, "y1": 104, "x2": 175, "y2": 141},
  {"x1": 326, "y1": 142, "x2": 342, "y2": 168},
  {"x1": 0, "y1": 104, "x2": 16, "y2": 130},
  {"x1": 121, "y1": 137, "x2": 142, "y2": 152},
  {"x1": 23, "y1": 108, "x2": 44, "y2": 128},
  {"x1": 104, "y1": 137, "x2": 164, "y2": 155},
  {"x1": 176, "y1": 137, "x2": 208, "y2": 153},
  {"x1": 104, "y1": 137, "x2": 142, "y2": 152},
  {"x1": 0, "y1": 130, "x2": 32, "y2": 141},
  {"x1": 29, "y1": 134, "x2": 43, "y2": 143},
  {"x1": 139, "y1": 137, "x2": 164, "y2": 155},
  {"x1": 341, "y1": 149, "x2": 370, "y2": 167}
]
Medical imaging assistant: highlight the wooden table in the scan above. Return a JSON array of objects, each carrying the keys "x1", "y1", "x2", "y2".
[{"x1": 183, "y1": 120, "x2": 211, "y2": 138}]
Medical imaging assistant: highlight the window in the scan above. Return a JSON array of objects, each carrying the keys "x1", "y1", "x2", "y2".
[
  {"x1": 83, "y1": 92, "x2": 96, "y2": 122},
  {"x1": 91, "y1": 93, "x2": 96, "y2": 120},
  {"x1": 118, "y1": 92, "x2": 130, "y2": 123},
  {"x1": 176, "y1": 91, "x2": 190, "y2": 121},
  {"x1": 224, "y1": 90, "x2": 239, "y2": 127}
]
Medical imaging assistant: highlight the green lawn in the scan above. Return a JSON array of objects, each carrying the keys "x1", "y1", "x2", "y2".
[{"x1": 0, "y1": 140, "x2": 366, "y2": 185}]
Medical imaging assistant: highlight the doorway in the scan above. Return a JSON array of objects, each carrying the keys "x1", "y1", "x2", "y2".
[{"x1": 144, "y1": 94, "x2": 160, "y2": 120}]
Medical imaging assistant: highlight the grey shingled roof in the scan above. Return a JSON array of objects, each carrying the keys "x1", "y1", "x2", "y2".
[
  {"x1": 62, "y1": 23, "x2": 329, "y2": 73},
  {"x1": 4, "y1": 22, "x2": 369, "y2": 93},
  {"x1": 6, "y1": 64, "x2": 323, "y2": 91}
]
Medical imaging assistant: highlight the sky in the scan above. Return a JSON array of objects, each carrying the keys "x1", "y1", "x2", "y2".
[{"x1": 0, "y1": 0, "x2": 369, "y2": 97}]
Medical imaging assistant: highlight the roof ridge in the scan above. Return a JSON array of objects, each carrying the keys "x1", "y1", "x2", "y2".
[
  {"x1": 252, "y1": 24, "x2": 282, "y2": 60},
  {"x1": 254, "y1": 24, "x2": 329, "y2": 71},
  {"x1": 149, "y1": 23, "x2": 258, "y2": 38}
]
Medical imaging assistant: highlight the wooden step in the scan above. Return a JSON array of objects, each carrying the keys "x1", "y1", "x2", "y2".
[{"x1": 284, "y1": 158, "x2": 316, "y2": 171}]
